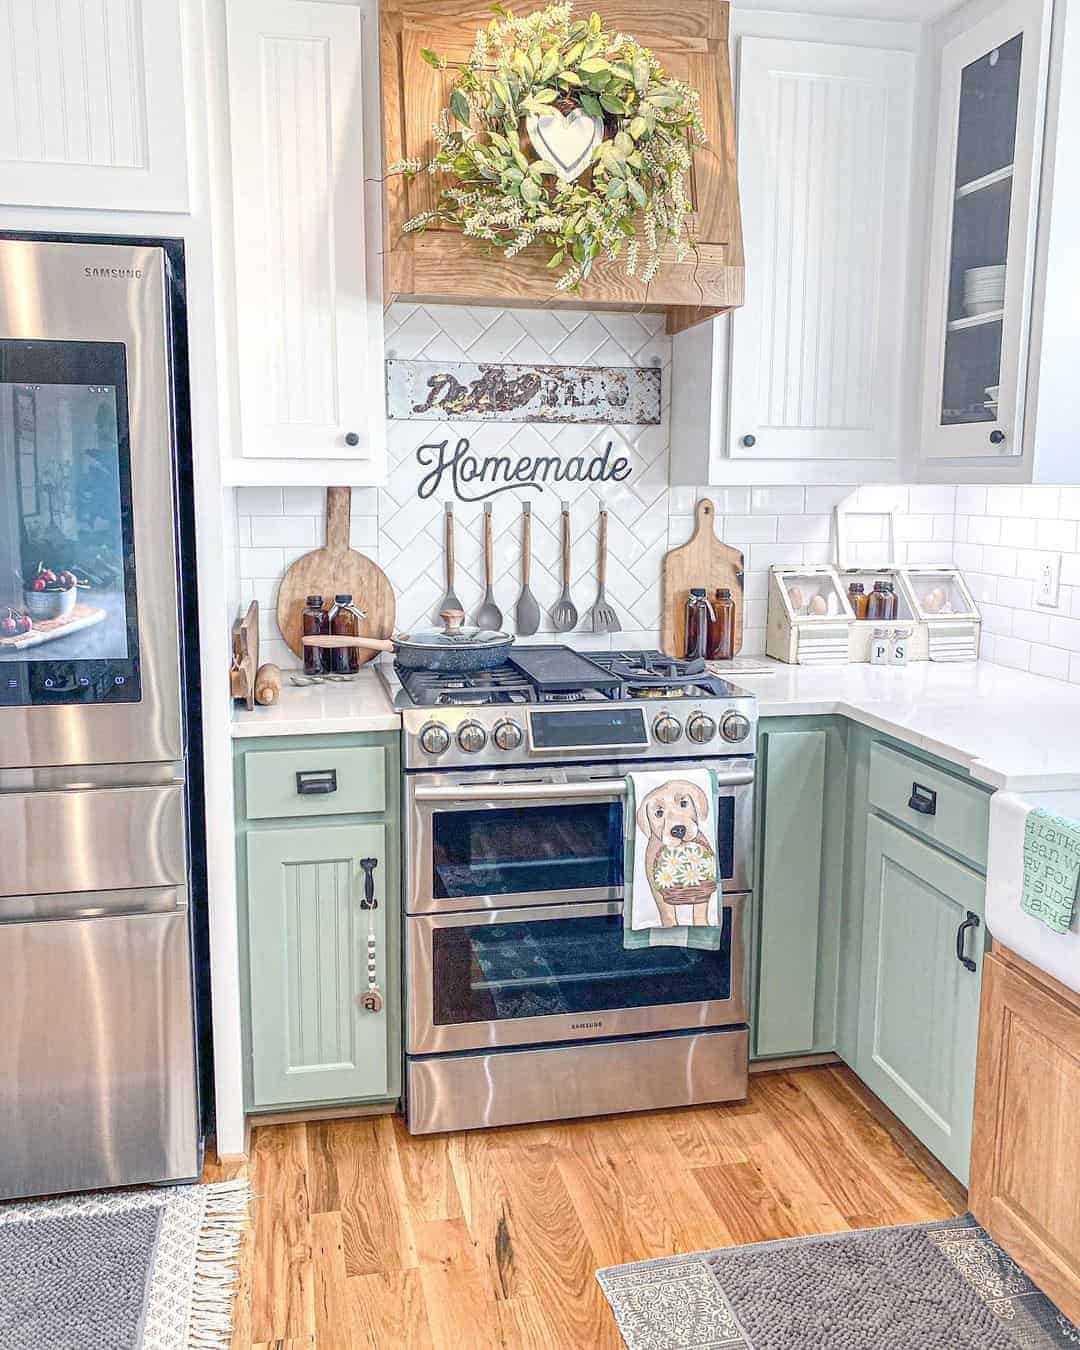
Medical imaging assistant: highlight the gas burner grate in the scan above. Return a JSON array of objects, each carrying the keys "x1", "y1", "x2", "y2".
[{"x1": 396, "y1": 662, "x2": 536, "y2": 707}]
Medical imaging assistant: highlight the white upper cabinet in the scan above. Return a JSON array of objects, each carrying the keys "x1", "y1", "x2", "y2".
[
  {"x1": 0, "y1": 0, "x2": 188, "y2": 212},
  {"x1": 728, "y1": 38, "x2": 915, "y2": 464},
  {"x1": 671, "y1": 32, "x2": 917, "y2": 485},
  {"x1": 920, "y1": 0, "x2": 1049, "y2": 462},
  {"x1": 225, "y1": 0, "x2": 384, "y2": 479}
]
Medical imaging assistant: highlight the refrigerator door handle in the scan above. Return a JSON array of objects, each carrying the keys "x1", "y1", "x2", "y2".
[{"x1": 0, "y1": 886, "x2": 188, "y2": 925}]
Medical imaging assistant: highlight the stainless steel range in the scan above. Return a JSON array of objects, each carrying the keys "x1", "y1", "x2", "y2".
[{"x1": 388, "y1": 647, "x2": 758, "y2": 1135}]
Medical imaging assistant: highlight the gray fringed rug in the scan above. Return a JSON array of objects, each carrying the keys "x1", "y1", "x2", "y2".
[
  {"x1": 0, "y1": 1179, "x2": 250, "y2": 1350},
  {"x1": 598, "y1": 1215, "x2": 1080, "y2": 1350}
]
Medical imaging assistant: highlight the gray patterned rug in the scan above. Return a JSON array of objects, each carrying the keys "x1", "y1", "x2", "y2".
[
  {"x1": 0, "y1": 1179, "x2": 249, "y2": 1350},
  {"x1": 598, "y1": 1215, "x2": 1080, "y2": 1349}
]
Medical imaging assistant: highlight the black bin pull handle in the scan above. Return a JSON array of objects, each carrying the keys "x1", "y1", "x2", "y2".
[
  {"x1": 295, "y1": 768, "x2": 338, "y2": 796},
  {"x1": 908, "y1": 782, "x2": 937, "y2": 816},
  {"x1": 956, "y1": 911, "x2": 980, "y2": 971},
  {"x1": 359, "y1": 856, "x2": 379, "y2": 910}
]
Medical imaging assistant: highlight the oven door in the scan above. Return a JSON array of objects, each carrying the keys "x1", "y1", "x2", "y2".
[
  {"x1": 407, "y1": 894, "x2": 748, "y2": 1054},
  {"x1": 405, "y1": 759, "x2": 754, "y2": 915}
]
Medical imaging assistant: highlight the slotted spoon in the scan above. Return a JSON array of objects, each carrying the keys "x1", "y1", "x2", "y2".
[
  {"x1": 475, "y1": 502, "x2": 503, "y2": 631},
  {"x1": 437, "y1": 502, "x2": 463, "y2": 617},
  {"x1": 551, "y1": 500, "x2": 579, "y2": 633},
  {"x1": 586, "y1": 509, "x2": 621, "y2": 634}
]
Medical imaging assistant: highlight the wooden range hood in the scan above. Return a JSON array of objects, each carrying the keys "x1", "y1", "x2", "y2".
[{"x1": 380, "y1": 0, "x2": 743, "y2": 334}]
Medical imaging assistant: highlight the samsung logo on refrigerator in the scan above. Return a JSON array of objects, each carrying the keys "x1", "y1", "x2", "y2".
[
  {"x1": 570, "y1": 1020, "x2": 604, "y2": 1031},
  {"x1": 83, "y1": 267, "x2": 143, "y2": 279}
]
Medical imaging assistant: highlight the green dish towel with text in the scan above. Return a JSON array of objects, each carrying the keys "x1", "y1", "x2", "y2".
[{"x1": 1022, "y1": 807, "x2": 1080, "y2": 935}]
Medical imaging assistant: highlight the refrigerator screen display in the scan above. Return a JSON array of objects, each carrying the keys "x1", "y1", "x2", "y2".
[{"x1": 0, "y1": 341, "x2": 140, "y2": 705}]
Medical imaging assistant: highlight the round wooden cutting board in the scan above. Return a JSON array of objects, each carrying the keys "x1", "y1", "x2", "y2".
[{"x1": 275, "y1": 487, "x2": 395, "y2": 664}]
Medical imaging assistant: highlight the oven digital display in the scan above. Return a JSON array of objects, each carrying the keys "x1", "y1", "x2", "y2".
[{"x1": 529, "y1": 706, "x2": 648, "y2": 750}]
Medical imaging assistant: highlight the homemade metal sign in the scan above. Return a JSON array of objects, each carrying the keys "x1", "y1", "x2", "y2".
[
  {"x1": 415, "y1": 436, "x2": 632, "y2": 502},
  {"x1": 387, "y1": 359, "x2": 661, "y2": 426}
]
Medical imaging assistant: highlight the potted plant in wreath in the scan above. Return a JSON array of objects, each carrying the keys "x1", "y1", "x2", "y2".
[{"x1": 389, "y1": 2, "x2": 707, "y2": 292}]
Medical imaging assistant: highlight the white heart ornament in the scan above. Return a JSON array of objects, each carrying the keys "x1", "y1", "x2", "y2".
[{"x1": 525, "y1": 108, "x2": 603, "y2": 182}]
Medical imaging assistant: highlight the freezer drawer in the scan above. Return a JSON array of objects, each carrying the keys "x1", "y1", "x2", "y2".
[
  {"x1": 0, "y1": 892, "x2": 199, "y2": 1199},
  {"x1": 0, "y1": 783, "x2": 186, "y2": 897}
]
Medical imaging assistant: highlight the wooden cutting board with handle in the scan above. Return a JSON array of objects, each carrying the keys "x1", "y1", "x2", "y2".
[
  {"x1": 276, "y1": 487, "x2": 395, "y2": 664},
  {"x1": 660, "y1": 498, "x2": 744, "y2": 658}
]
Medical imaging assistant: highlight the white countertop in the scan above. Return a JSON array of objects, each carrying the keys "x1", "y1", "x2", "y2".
[
  {"x1": 230, "y1": 668, "x2": 400, "y2": 736},
  {"x1": 732, "y1": 660, "x2": 1080, "y2": 792}
]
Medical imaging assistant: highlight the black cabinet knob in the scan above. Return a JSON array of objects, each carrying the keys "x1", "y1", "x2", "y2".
[
  {"x1": 344, "y1": 431, "x2": 360, "y2": 447},
  {"x1": 989, "y1": 429, "x2": 1006, "y2": 445},
  {"x1": 741, "y1": 434, "x2": 757, "y2": 448}
]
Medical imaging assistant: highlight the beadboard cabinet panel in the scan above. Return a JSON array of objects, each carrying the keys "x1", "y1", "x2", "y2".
[
  {"x1": 246, "y1": 823, "x2": 391, "y2": 1107},
  {"x1": 0, "y1": 0, "x2": 188, "y2": 210},
  {"x1": 226, "y1": 0, "x2": 383, "y2": 467},
  {"x1": 728, "y1": 37, "x2": 915, "y2": 462}
]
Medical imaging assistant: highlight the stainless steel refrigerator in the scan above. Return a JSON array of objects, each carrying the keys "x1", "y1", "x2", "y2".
[{"x1": 0, "y1": 237, "x2": 203, "y2": 1199}]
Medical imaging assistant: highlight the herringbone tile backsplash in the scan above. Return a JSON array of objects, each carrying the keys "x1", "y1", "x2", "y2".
[{"x1": 234, "y1": 302, "x2": 957, "y2": 672}]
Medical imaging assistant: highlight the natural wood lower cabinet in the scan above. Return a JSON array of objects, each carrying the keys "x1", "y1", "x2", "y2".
[{"x1": 970, "y1": 945, "x2": 1080, "y2": 1324}]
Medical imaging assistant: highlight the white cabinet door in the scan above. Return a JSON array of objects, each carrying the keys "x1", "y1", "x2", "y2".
[
  {"x1": 728, "y1": 37, "x2": 915, "y2": 462},
  {"x1": 0, "y1": 0, "x2": 188, "y2": 212},
  {"x1": 227, "y1": 0, "x2": 381, "y2": 464},
  {"x1": 920, "y1": 0, "x2": 1049, "y2": 461}
]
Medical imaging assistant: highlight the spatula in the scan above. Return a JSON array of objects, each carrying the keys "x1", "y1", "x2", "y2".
[
  {"x1": 551, "y1": 500, "x2": 579, "y2": 633},
  {"x1": 586, "y1": 509, "x2": 621, "y2": 634},
  {"x1": 514, "y1": 501, "x2": 541, "y2": 636},
  {"x1": 437, "y1": 502, "x2": 463, "y2": 618},
  {"x1": 475, "y1": 502, "x2": 503, "y2": 631}
]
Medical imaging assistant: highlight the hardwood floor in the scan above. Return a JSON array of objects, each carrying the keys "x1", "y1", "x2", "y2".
[{"x1": 206, "y1": 1066, "x2": 964, "y2": 1349}]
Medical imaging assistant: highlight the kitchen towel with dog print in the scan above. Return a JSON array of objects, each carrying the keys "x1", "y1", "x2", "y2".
[{"x1": 624, "y1": 768, "x2": 724, "y2": 950}]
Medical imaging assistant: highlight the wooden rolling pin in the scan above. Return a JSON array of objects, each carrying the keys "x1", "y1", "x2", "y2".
[{"x1": 254, "y1": 663, "x2": 282, "y2": 706}]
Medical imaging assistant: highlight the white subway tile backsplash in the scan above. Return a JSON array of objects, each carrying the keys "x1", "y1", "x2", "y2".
[
  {"x1": 752, "y1": 486, "x2": 804, "y2": 515},
  {"x1": 250, "y1": 515, "x2": 318, "y2": 548},
  {"x1": 236, "y1": 486, "x2": 284, "y2": 515},
  {"x1": 228, "y1": 302, "x2": 1080, "y2": 686}
]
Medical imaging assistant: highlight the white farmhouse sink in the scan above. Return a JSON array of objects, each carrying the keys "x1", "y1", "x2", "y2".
[{"x1": 986, "y1": 788, "x2": 1080, "y2": 994}]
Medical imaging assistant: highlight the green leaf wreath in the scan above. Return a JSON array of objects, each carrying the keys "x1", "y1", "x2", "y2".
[{"x1": 389, "y1": 3, "x2": 706, "y2": 291}]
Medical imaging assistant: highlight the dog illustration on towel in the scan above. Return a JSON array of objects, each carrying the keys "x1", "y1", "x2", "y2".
[{"x1": 636, "y1": 779, "x2": 718, "y2": 928}]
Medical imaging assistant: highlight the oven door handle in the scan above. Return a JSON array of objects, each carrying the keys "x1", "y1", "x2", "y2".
[{"x1": 412, "y1": 769, "x2": 754, "y2": 803}]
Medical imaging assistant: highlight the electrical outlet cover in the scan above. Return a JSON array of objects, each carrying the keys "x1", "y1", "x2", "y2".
[{"x1": 1037, "y1": 553, "x2": 1062, "y2": 607}]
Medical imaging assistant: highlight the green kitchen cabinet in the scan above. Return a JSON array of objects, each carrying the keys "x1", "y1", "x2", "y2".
[
  {"x1": 234, "y1": 731, "x2": 401, "y2": 1113},
  {"x1": 753, "y1": 717, "x2": 848, "y2": 1060},
  {"x1": 855, "y1": 813, "x2": 985, "y2": 1183}
]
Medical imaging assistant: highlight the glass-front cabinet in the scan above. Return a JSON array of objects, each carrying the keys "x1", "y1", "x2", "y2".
[{"x1": 921, "y1": 0, "x2": 1048, "y2": 459}]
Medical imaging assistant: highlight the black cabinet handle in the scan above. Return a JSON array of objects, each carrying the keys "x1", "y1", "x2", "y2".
[
  {"x1": 908, "y1": 782, "x2": 937, "y2": 816},
  {"x1": 344, "y1": 431, "x2": 360, "y2": 446},
  {"x1": 989, "y1": 430, "x2": 1006, "y2": 445},
  {"x1": 359, "y1": 856, "x2": 379, "y2": 910},
  {"x1": 741, "y1": 433, "x2": 757, "y2": 448},
  {"x1": 295, "y1": 768, "x2": 337, "y2": 796},
  {"x1": 956, "y1": 911, "x2": 980, "y2": 971}
]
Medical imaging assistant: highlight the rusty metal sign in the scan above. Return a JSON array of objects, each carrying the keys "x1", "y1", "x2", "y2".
[{"x1": 386, "y1": 360, "x2": 661, "y2": 425}]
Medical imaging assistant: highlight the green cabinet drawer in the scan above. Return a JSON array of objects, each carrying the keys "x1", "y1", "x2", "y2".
[
  {"x1": 868, "y1": 741, "x2": 990, "y2": 868},
  {"x1": 246, "y1": 823, "x2": 391, "y2": 1106},
  {"x1": 243, "y1": 745, "x2": 385, "y2": 820},
  {"x1": 856, "y1": 815, "x2": 985, "y2": 1182}
]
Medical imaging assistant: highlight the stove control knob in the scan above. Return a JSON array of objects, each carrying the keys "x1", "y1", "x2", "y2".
[
  {"x1": 686, "y1": 713, "x2": 717, "y2": 744},
  {"x1": 492, "y1": 719, "x2": 524, "y2": 752},
  {"x1": 457, "y1": 721, "x2": 488, "y2": 753},
  {"x1": 720, "y1": 711, "x2": 752, "y2": 744},
  {"x1": 418, "y1": 722, "x2": 451, "y2": 756},
  {"x1": 653, "y1": 713, "x2": 683, "y2": 745}
]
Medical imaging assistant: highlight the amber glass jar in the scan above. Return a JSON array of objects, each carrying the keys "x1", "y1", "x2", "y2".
[
  {"x1": 328, "y1": 594, "x2": 361, "y2": 674},
  {"x1": 866, "y1": 580, "x2": 889, "y2": 621},
  {"x1": 302, "y1": 594, "x2": 328, "y2": 675},
  {"x1": 848, "y1": 582, "x2": 869, "y2": 620},
  {"x1": 708, "y1": 588, "x2": 736, "y2": 660},
  {"x1": 684, "y1": 588, "x2": 713, "y2": 660}
]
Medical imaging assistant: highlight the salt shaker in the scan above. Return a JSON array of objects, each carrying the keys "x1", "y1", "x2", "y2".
[
  {"x1": 889, "y1": 628, "x2": 911, "y2": 666},
  {"x1": 869, "y1": 628, "x2": 890, "y2": 666}
]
